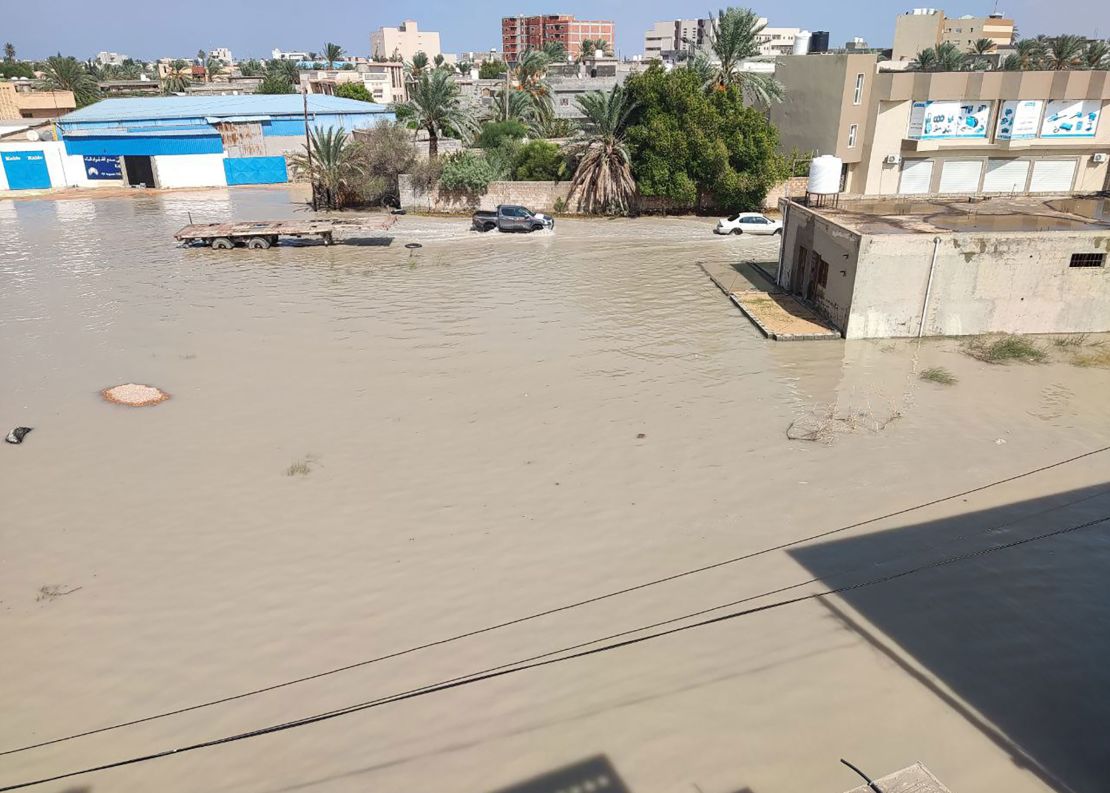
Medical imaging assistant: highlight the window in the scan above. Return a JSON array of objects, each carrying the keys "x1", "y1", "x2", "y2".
[
  {"x1": 853, "y1": 73, "x2": 864, "y2": 105},
  {"x1": 815, "y1": 254, "x2": 830, "y2": 288},
  {"x1": 848, "y1": 124, "x2": 858, "y2": 148},
  {"x1": 559, "y1": 97, "x2": 569, "y2": 106},
  {"x1": 1070, "y1": 253, "x2": 1106, "y2": 268}
]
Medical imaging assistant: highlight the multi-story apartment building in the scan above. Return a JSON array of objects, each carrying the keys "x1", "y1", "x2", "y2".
[
  {"x1": 892, "y1": 8, "x2": 1015, "y2": 61},
  {"x1": 772, "y1": 53, "x2": 1109, "y2": 196},
  {"x1": 643, "y1": 19, "x2": 712, "y2": 59},
  {"x1": 756, "y1": 22, "x2": 805, "y2": 57},
  {"x1": 502, "y1": 15, "x2": 615, "y2": 62},
  {"x1": 371, "y1": 20, "x2": 442, "y2": 62}
]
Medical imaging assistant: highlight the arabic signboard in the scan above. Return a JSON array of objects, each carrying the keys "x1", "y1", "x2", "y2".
[
  {"x1": 1040, "y1": 99, "x2": 1101, "y2": 138},
  {"x1": 996, "y1": 100, "x2": 1043, "y2": 140},
  {"x1": 907, "y1": 100, "x2": 993, "y2": 140},
  {"x1": 83, "y1": 155, "x2": 122, "y2": 180}
]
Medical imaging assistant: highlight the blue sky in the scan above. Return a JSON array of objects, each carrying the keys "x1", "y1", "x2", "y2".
[{"x1": 4, "y1": 0, "x2": 1107, "y2": 61}]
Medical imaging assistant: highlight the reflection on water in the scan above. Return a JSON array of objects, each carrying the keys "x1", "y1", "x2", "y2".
[{"x1": 2, "y1": 187, "x2": 1110, "y2": 793}]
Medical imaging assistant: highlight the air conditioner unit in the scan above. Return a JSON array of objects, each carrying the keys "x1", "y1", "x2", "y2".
[
  {"x1": 885, "y1": 154, "x2": 902, "y2": 165},
  {"x1": 1093, "y1": 153, "x2": 1108, "y2": 163}
]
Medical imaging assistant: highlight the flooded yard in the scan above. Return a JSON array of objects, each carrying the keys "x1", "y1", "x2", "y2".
[{"x1": 2, "y1": 186, "x2": 1110, "y2": 793}]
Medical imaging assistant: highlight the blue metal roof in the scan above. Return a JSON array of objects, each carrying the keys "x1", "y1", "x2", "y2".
[{"x1": 60, "y1": 95, "x2": 391, "y2": 124}]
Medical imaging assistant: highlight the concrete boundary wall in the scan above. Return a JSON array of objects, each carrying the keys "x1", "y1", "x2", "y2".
[{"x1": 398, "y1": 175, "x2": 572, "y2": 212}]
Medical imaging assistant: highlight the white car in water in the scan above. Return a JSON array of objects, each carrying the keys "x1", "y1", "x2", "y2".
[{"x1": 715, "y1": 212, "x2": 783, "y2": 236}]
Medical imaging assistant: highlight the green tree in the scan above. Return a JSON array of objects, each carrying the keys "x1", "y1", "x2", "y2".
[
  {"x1": 970, "y1": 38, "x2": 996, "y2": 55},
  {"x1": 0, "y1": 61, "x2": 35, "y2": 79},
  {"x1": 335, "y1": 81, "x2": 373, "y2": 101},
  {"x1": 576, "y1": 39, "x2": 611, "y2": 64},
  {"x1": 457, "y1": 60, "x2": 474, "y2": 75},
  {"x1": 204, "y1": 55, "x2": 224, "y2": 82},
  {"x1": 1012, "y1": 38, "x2": 1045, "y2": 69},
  {"x1": 1043, "y1": 35, "x2": 1086, "y2": 69},
  {"x1": 196, "y1": 49, "x2": 206, "y2": 64},
  {"x1": 238, "y1": 58, "x2": 264, "y2": 77},
  {"x1": 512, "y1": 139, "x2": 566, "y2": 180},
  {"x1": 440, "y1": 150, "x2": 500, "y2": 192},
  {"x1": 267, "y1": 59, "x2": 299, "y2": 82},
  {"x1": 479, "y1": 59, "x2": 507, "y2": 79},
  {"x1": 910, "y1": 42, "x2": 968, "y2": 72},
  {"x1": 623, "y1": 65, "x2": 785, "y2": 211},
  {"x1": 359, "y1": 121, "x2": 417, "y2": 205},
  {"x1": 257, "y1": 73, "x2": 295, "y2": 94},
  {"x1": 708, "y1": 8, "x2": 783, "y2": 106},
  {"x1": 42, "y1": 55, "x2": 100, "y2": 107},
  {"x1": 397, "y1": 68, "x2": 478, "y2": 158},
  {"x1": 323, "y1": 42, "x2": 344, "y2": 69},
  {"x1": 433, "y1": 53, "x2": 446, "y2": 69},
  {"x1": 1084, "y1": 40, "x2": 1110, "y2": 69},
  {"x1": 567, "y1": 83, "x2": 637, "y2": 214},
  {"x1": 5, "y1": 42, "x2": 16, "y2": 63},
  {"x1": 289, "y1": 126, "x2": 365, "y2": 209},
  {"x1": 475, "y1": 119, "x2": 528, "y2": 149},
  {"x1": 489, "y1": 88, "x2": 533, "y2": 123},
  {"x1": 408, "y1": 51, "x2": 429, "y2": 78}
]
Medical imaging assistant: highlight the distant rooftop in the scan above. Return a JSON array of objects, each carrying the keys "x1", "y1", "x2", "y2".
[
  {"x1": 793, "y1": 195, "x2": 1110, "y2": 235},
  {"x1": 60, "y1": 94, "x2": 390, "y2": 124}
]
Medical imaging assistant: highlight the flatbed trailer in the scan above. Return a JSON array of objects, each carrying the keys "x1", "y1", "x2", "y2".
[{"x1": 174, "y1": 220, "x2": 338, "y2": 249}]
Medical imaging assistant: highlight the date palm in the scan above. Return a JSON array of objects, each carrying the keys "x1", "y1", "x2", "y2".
[
  {"x1": 289, "y1": 126, "x2": 364, "y2": 210},
  {"x1": 1083, "y1": 40, "x2": 1110, "y2": 70},
  {"x1": 514, "y1": 49, "x2": 553, "y2": 119},
  {"x1": 567, "y1": 84, "x2": 637, "y2": 214},
  {"x1": 407, "y1": 50, "x2": 429, "y2": 78},
  {"x1": 4, "y1": 42, "x2": 15, "y2": 63},
  {"x1": 323, "y1": 42, "x2": 344, "y2": 70},
  {"x1": 161, "y1": 60, "x2": 191, "y2": 94},
  {"x1": 970, "y1": 38, "x2": 995, "y2": 55},
  {"x1": 42, "y1": 54, "x2": 100, "y2": 107},
  {"x1": 491, "y1": 87, "x2": 533, "y2": 123},
  {"x1": 1012, "y1": 38, "x2": 1044, "y2": 69},
  {"x1": 542, "y1": 41, "x2": 567, "y2": 62},
  {"x1": 204, "y1": 55, "x2": 223, "y2": 82},
  {"x1": 576, "y1": 38, "x2": 610, "y2": 63},
  {"x1": 398, "y1": 68, "x2": 478, "y2": 158},
  {"x1": 1043, "y1": 35, "x2": 1085, "y2": 70},
  {"x1": 708, "y1": 7, "x2": 783, "y2": 106},
  {"x1": 910, "y1": 42, "x2": 968, "y2": 72}
]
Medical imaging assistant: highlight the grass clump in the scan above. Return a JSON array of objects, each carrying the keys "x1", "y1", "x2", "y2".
[
  {"x1": 962, "y1": 334, "x2": 1047, "y2": 365},
  {"x1": 1071, "y1": 348, "x2": 1110, "y2": 368},
  {"x1": 284, "y1": 454, "x2": 318, "y2": 477},
  {"x1": 1052, "y1": 333, "x2": 1094, "y2": 348},
  {"x1": 920, "y1": 366, "x2": 957, "y2": 385}
]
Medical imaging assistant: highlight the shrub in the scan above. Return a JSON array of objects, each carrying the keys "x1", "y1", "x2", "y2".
[
  {"x1": 475, "y1": 119, "x2": 528, "y2": 150},
  {"x1": 335, "y1": 82, "x2": 373, "y2": 102},
  {"x1": 257, "y1": 74, "x2": 295, "y2": 94},
  {"x1": 359, "y1": 122, "x2": 417, "y2": 205},
  {"x1": 962, "y1": 335, "x2": 1047, "y2": 364},
  {"x1": 440, "y1": 150, "x2": 499, "y2": 193},
  {"x1": 512, "y1": 140, "x2": 566, "y2": 181},
  {"x1": 919, "y1": 366, "x2": 957, "y2": 385},
  {"x1": 409, "y1": 156, "x2": 444, "y2": 189}
]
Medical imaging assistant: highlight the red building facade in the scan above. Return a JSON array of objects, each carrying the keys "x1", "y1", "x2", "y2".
[{"x1": 501, "y1": 15, "x2": 615, "y2": 62}]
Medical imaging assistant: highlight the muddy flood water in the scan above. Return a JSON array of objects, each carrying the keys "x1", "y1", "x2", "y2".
[{"x1": 3, "y1": 187, "x2": 1110, "y2": 793}]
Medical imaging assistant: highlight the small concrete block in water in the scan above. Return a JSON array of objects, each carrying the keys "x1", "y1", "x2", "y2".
[{"x1": 841, "y1": 763, "x2": 953, "y2": 793}]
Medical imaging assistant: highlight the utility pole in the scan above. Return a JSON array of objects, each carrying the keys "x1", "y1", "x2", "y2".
[{"x1": 303, "y1": 87, "x2": 318, "y2": 211}]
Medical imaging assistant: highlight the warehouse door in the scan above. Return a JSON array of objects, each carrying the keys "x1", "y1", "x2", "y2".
[
  {"x1": 1, "y1": 150, "x2": 51, "y2": 190},
  {"x1": 1029, "y1": 159, "x2": 1078, "y2": 192},
  {"x1": 982, "y1": 159, "x2": 1030, "y2": 193},
  {"x1": 899, "y1": 159, "x2": 933, "y2": 194},
  {"x1": 123, "y1": 156, "x2": 155, "y2": 187},
  {"x1": 938, "y1": 160, "x2": 983, "y2": 193}
]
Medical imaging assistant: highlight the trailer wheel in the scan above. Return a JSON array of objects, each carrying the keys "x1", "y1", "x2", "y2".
[
  {"x1": 247, "y1": 236, "x2": 272, "y2": 249},
  {"x1": 212, "y1": 237, "x2": 234, "y2": 249}
]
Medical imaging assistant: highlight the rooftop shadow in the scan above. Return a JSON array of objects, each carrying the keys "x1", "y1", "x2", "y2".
[
  {"x1": 487, "y1": 755, "x2": 630, "y2": 793},
  {"x1": 789, "y1": 483, "x2": 1110, "y2": 793}
]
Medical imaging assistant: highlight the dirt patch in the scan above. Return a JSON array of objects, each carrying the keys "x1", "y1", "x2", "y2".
[{"x1": 101, "y1": 383, "x2": 170, "y2": 407}]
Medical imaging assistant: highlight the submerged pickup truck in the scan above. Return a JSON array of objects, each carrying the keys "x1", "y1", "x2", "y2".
[{"x1": 471, "y1": 205, "x2": 555, "y2": 233}]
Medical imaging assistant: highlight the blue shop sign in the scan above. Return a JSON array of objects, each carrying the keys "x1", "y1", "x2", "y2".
[{"x1": 83, "y1": 155, "x2": 122, "y2": 180}]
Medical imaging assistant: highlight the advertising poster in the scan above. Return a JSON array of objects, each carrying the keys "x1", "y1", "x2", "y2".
[
  {"x1": 1040, "y1": 99, "x2": 1101, "y2": 137},
  {"x1": 996, "y1": 100, "x2": 1043, "y2": 140},
  {"x1": 907, "y1": 100, "x2": 992, "y2": 139},
  {"x1": 83, "y1": 155, "x2": 122, "y2": 180}
]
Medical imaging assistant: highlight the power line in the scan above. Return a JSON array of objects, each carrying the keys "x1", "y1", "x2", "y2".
[
  {"x1": 3, "y1": 512, "x2": 1106, "y2": 793},
  {"x1": 3, "y1": 445, "x2": 1106, "y2": 758}
]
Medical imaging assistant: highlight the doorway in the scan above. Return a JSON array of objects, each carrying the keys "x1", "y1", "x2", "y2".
[{"x1": 123, "y1": 155, "x2": 155, "y2": 187}]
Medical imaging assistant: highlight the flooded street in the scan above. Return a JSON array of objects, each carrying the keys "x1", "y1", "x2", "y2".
[{"x1": 3, "y1": 186, "x2": 1110, "y2": 793}]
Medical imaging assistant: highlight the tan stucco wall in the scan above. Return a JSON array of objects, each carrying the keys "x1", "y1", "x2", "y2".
[
  {"x1": 778, "y1": 202, "x2": 861, "y2": 331},
  {"x1": 892, "y1": 13, "x2": 943, "y2": 62}
]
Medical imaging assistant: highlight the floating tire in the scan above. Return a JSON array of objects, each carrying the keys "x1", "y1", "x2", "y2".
[
  {"x1": 247, "y1": 236, "x2": 272, "y2": 249},
  {"x1": 211, "y1": 237, "x2": 234, "y2": 249},
  {"x1": 404, "y1": 243, "x2": 422, "y2": 249}
]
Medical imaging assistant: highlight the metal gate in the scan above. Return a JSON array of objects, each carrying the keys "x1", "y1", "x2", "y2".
[
  {"x1": 223, "y1": 156, "x2": 289, "y2": 185},
  {"x1": 899, "y1": 159, "x2": 933, "y2": 194},
  {"x1": 1, "y1": 150, "x2": 51, "y2": 190},
  {"x1": 1029, "y1": 159, "x2": 1078, "y2": 192},
  {"x1": 938, "y1": 160, "x2": 984, "y2": 193}
]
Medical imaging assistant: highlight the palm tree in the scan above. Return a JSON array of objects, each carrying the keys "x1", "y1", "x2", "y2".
[
  {"x1": 398, "y1": 68, "x2": 478, "y2": 158},
  {"x1": 708, "y1": 8, "x2": 784, "y2": 106},
  {"x1": 576, "y1": 38, "x2": 611, "y2": 63},
  {"x1": 1013, "y1": 38, "x2": 1044, "y2": 69},
  {"x1": 196, "y1": 49, "x2": 206, "y2": 64},
  {"x1": 542, "y1": 41, "x2": 567, "y2": 62},
  {"x1": 238, "y1": 58, "x2": 264, "y2": 77},
  {"x1": 491, "y1": 87, "x2": 534, "y2": 123},
  {"x1": 256, "y1": 73, "x2": 295, "y2": 94},
  {"x1": 457, "y1": 60, "x2": 473, "y2": 76},
  {"x1": 1083, "y1": 40, "x2": 1110, "y2": 70},
  {"x1": 323, "y1": 42, "x2": 344, "y2": 70},
  {"x1": 567, "y1": 84, "x2": 637, "y2": 214},
  {"x1": 407, "y1": 51, "x2": 429, "y2": 78},
  {"x1": 1043, "y1": 35, "x2": 1085, "y2": 70},
  {"x1": 4, "y1": 42, "x2": 15, "y2": 63},
  {"x1": 289, "y1": 126, "x2": 364, "y2": 210},
  {"x1": 42, "y1": 55, "x2": 100, "y2": 107},
  {"x1": 970, "y1": 38, "x2": 995, "y2": 55},
  {"x1": 161, "y1": 59, "x2": 191, "y2": 94},
  {"x1": 204, "y1": 55, "x2": 223, "y2": 82},
  {"x1": 910, "y1": 42, "x2": 968, "y2": 72},
  {"x1": 684, "y1": 52, "x2": 717, "y2": 88},
  {"x1": 514, "y1": 49, "x2": 552, "y2": 116},
  {"x1": 267, "y1": 59, "x2": 299, "y2": 82}
]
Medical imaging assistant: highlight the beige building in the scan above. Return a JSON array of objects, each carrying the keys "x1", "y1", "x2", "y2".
[
  {"x1": 643, "y1": 19, "x2": 712, "y2": 59},
  {"x1": 301, "y1": 63, "x2": 406, "y2": 104},
  {"x1": 893, "y1": 8, "x2": 1014, "y2": 61},
  {"x1": 0, "y1": 82, "x2": 76, "y2": 119},
  {"x1": 772, "y1": 53, "x2": 1110, "y2": 197},
  {"x1": 371, "y1": 20, "x2": 442, "y2": 62}
]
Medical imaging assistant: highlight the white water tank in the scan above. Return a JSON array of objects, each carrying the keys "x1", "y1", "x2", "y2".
[
  {"x1": 808, "y1": 155, "x2": 843, "y2": 195},
  {"x1": 792, "y1": 31, "x2": 811, "y2": 55}
]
